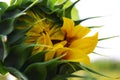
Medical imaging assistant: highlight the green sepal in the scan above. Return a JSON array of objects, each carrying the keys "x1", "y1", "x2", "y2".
[
  {"x1": 40, "y1": 0, "x2": 49, "y2": 6},
  {"x1": 75, "y1": 16, "x2": 101, "y2": 25},
  {"x1": 80, "y1": 64, "x2": 110, "y2": 78},
  {"x1": 63, "y1": 0, "x2": 80, "y2": 18},
  {"x1": 21, "y1": 0, "x2": 35, "y2": 6},
  {"x1": 0, "y1": 35, "x2": 8, "y2": 61},
  {"x1": 24, "y1": 63, "x2": 47, "y2": 80},
  {"x1": 10, "y1": 0, "x2": 22, "y2": 8},
  {"x1": 54, "y1": 0, "x2": 68, "y2": 9},
  {"x1": 0, "y1": 2, "x2": 8, "y2": 21},
  {"x1": 98, "y1": 36, "x2": 118, "y2": 41},
  {"x1": 21, "y1": 51, "x2": 48, "y2": 71},
  {"x1": 0, "y1": 35, "x2": 4, "y2": 60},
  {"x1": 92, "y1": 52, "x2": 107, "y2": 57},
  {"x1": 26, "y1": 51, "x2": 48, "y2": 64},
  {"x1": 0, "y1": 8, "x2": 25, "y2": 35},
  {"x1": 7, "y1": 26, "x2": 31, "y2": 45},
  {"x1": 46, "y1": 61, "x2": 59, "y2": 80},
  {"x1": 0, "y1": 0, "x2": 38, "y2": 35},
  {"x1": 0, "y1": 61, "x2": 8, "y2": 75},
  {"x1": 24, "y1": 54, "x2": 66, "y2": 80},
  {"x1": 88, "y1": 25, "x2": 103, "y2": 29},
  {"x1": 52, "y1": 74, "x2": 90, "y2": 80},
  {"x1": 71, "y1": 6, "x2": 80, "y2": 20},
  {"x1": 4, "y1": 44, "x2": 33, "y2": 69},
  {"x1": 0, "y1": 18, "x2": 14, "y2": 35},
  {"x1": 5, "y1": 67, "x2": 28, "y2": 80},
  {"x1": 58, "y1": 62, "x2": 82, "y2": 74},
  {"x1": 9, "y1": 0, "x2": 35, "y2": 10}
]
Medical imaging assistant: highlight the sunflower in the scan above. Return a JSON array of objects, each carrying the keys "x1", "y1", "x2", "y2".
[
  {"x1": 45, "y1": 17, "x2": 98, "y2": 64},
  {"x1": 0, "y1": 0, "x2": 101, "y2": 80}
]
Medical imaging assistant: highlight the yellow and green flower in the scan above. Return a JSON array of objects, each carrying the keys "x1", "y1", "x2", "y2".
[
  {"x1": 25, "y1": 16, "x2": 98, "y2": 65},
  {"x1": 0, "y1": 0, "x2": 104, "y2": 80}
]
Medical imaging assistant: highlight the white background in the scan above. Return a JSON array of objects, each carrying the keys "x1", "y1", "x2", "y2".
[
  {"x1": 1, "y1": 0, "x2": 120, "y2": 61},
  {"x1": 73, "y1": 0, "x2": 120, "y2": 61}
]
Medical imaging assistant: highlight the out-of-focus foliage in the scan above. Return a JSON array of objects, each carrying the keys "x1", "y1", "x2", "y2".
[{"x1": 69, "y1": 60, "x2": 120, "y2": 80}]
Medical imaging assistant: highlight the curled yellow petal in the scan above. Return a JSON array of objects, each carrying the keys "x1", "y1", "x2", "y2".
[
  {"x1": 45, "y1": 41, "x2": 66, "y2": 61},
  {"x1": 61, "y1": 17, "x2": 74, "y2": 38},
  {"x1": 33, "y1": 32, "x2": 53, "y2": 54},
  {"x1": 70, "y1": 32, "x2": 98, "y2": 54},
  {"x1": 49, "y1": 26, "x2": 64, "y2": 40},
  {"x1": 73, "y1": 25, "x2": 90, "y2": 39},
  {"x1": 56, "y1": 48, "x2": 90, "y2": 65}
]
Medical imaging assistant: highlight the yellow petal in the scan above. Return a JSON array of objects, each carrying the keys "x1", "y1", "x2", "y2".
[
  {"x1": 73, "y1": 25, "x2": 90, "y2": 39},
  {"x1": 55, "y1": 47, "x2": 68, "y2": 57},
  {"x1": 70, "y1": 33, "x2": 98, "y2": 54},
  {"x1": 45, "y1": 41, "x2": 66, "y2": 61},
  {"x1": 61, "y1": 17, "x2": 74, "y2": 38},
  {"x1": 25, "y1": 36, "x2": 38, "y2": 43},
  {"x1": 45, "y1": 51, "x2": 55, "y2": 61},
  {"x1": 33, "y1": 32, "x2": 53, "y2": 54},
  {"x1": 56, "y1": 48, "x2": 90, "y2": 64},
  {"x1": 26, "y1": 23, "x2": 43, "y2": 36},
  {"x1": 49, "y1": 26, "x2": 64, "y2": 40}
]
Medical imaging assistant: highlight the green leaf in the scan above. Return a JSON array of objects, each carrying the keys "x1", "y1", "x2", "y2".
[
  {"x1": 4, "y1": 44, "x2": 33, "y2": 69},
  {"x1": 24, "y1": 63, "x2": 47, "y2": 80},
  {"x1": 5, "y1": 67, "x2": 28, "y2": 80},
  {"x1": 98, "y1": 36, "x2": 118, "y2": 41}
]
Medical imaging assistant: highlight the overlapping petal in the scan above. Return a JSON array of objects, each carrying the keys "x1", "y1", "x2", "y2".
[
  {"x1": 25, "y1": 16, "x2": 98, "y2": 65},
  {"x1": 69, "y1": 33, "x2": 98, "y2": 54},
  {"x1": 61, "y1": 17, "x2": 74, "y2": 38},
  {"x1": 55, "y1": 17, "x2": 98, "y2": 64},
  {"x1": 56, "y1": 48, "x2": 90, "y2": 64}
]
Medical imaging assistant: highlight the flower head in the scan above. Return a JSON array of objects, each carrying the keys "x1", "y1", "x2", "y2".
[{"x1": 25, "y1": 16, "x2": 98, "y2": 65}]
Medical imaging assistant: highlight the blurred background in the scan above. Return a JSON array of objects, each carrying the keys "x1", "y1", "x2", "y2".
[
  {"x1": 73, "y1": 0, "x2": 120, "y2": 61},
  {"x1": 0, "y1": 0, "x2": 120, "y2": 80},
  {"x1": 72, "y1": 0, "x2": 120, "y2": 80}
]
